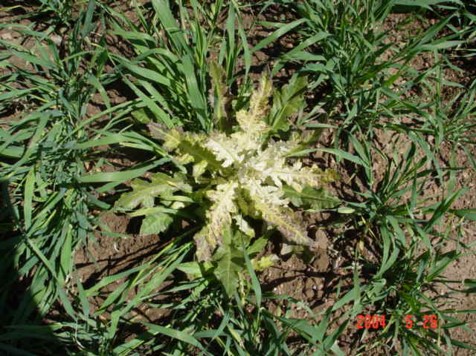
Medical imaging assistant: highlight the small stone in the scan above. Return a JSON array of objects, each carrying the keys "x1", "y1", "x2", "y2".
[
  {"x1": 50, "y1": 34, "x2": 62, "y2": 46},
  {"x1": 280, "y1": 243, "x2": 294, "y2": 256},
  {"x1": 0, "y1": 32, "x2": 13, "y2": 40},
  {"x1": 314, "y1": 229, "x2": 329, "y2": 250},
  {"x1": 314, "y1": 254, "x2": 329, "y2": 272},
  {"x1": 304, "y1": 279, "x2": 316, "y2": 299}
]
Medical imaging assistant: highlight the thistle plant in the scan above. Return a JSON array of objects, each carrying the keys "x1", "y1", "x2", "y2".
[{"x1": 115, "y1": 76, "x2": 338, "y2": 292}]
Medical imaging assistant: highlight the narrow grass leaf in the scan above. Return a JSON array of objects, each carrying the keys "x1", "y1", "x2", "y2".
[
  {"x1": 253, "y1": 19, "x2": 306, "y2": 52},
  {"x1": 23, "y1": 169, "x2": 34, "y2": 230},
  {"x1": 144, "y1": 323, "x2": 205, "y2": 351},
  {"x1": 78, "y1": 161, "x2": 162, "y2": 183},
  {"x1": 452, "y1": 208, "x2": 476, "y2": 221},
  {"x1": 243, "y1": 249, "x2": 261, "y2": 307},
  {"x1": 318, "y1": 148, "x2": 367, "y2": 167}
]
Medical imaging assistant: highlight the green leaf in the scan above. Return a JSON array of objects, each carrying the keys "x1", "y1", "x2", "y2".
[
  {"x1": 251, "y1": 254, "x2": 278, "y2": 271},
  {"x1": 463, "y1": 279, "x2": 476, "y2": 293},
  {"x1": 210, "y1": 60, "x2": 230, "y2": 131},
  {"x1": 283, "y1": 186, "x2": 340, "y2": 210},
  {"x1": 115, "y1": 179, "x2": 174, "y2": 210},
  {"x1": 252, "y1": 19, "x2": 306, "y2": 52},
  {"x1": 317, "y1": 148, "x2": 368, "y2": 167},
  {"x1": 115, "y1": 172, "x2": 191, "y2": 210},
  {"x1": 452, "y1": 208, "x2": 476, "y2": 221},
  {"x1": 78, "y1": 161, "x2": 163, "y2": 183},
  {"x1": 427, "y1": 251, "x2": 460, "y2": 282},
  {"x1": 213, "y1": 228, "x2": 245, "y2": 297},
  {"x1": 131, "y1": 108, "x2": 151, "y2": 124},
  {"x1": 269, "y1": 75, "x2": 308, "y2": 132},
  {"x1": 246, "y1": 236, "x2": 268, "y2": 256},
  {"x1": 177, "y1": 261, "x2": 213, "y2": 279},
  {"x1": 140, "y1": 213, "x2": 173, "y2": 235},
  {"x1": 143, "y1": 323, "x2": 205, "y2": 351}
]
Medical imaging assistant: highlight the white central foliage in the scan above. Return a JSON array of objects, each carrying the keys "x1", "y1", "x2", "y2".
[{"x1": 142, "y1": 76, "x2": 336, "y2": 262}]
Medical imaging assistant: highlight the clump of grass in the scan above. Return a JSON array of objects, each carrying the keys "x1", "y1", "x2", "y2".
[
  {"x1": 106, "y1": 0, "x2": 253, "y2": 132},
  {"x1": 0, "y1": 1, "x2": 116, "y2": 353},
  {"x1": 252, "y1": 0, "x2": 476, "y2": 353}
]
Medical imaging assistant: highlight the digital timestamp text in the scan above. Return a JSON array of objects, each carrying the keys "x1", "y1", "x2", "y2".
[{"x1": 355, "y1": 314, "x2": 438, "y2": 330}]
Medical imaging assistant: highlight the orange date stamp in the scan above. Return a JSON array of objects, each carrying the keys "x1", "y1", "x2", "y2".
[{"x1": 355, "y1": 314, "x2": 438, "y2": 330}]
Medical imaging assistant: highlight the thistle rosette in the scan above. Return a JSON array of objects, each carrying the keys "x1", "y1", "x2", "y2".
[{"x1": 135, "y1": 76, "x2": 338, "y2": 262}]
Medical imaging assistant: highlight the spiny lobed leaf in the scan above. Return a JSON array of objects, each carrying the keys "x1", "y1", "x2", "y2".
[
  {"x1": 115, "y1": 172, "x2": 192, "y2": 210},
  {"x1": 194, "y1": 182, "x2": 239, "y2": 260},
  {"x1": 212, "y1": 227, "x2": 245, "y2": 297}
]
